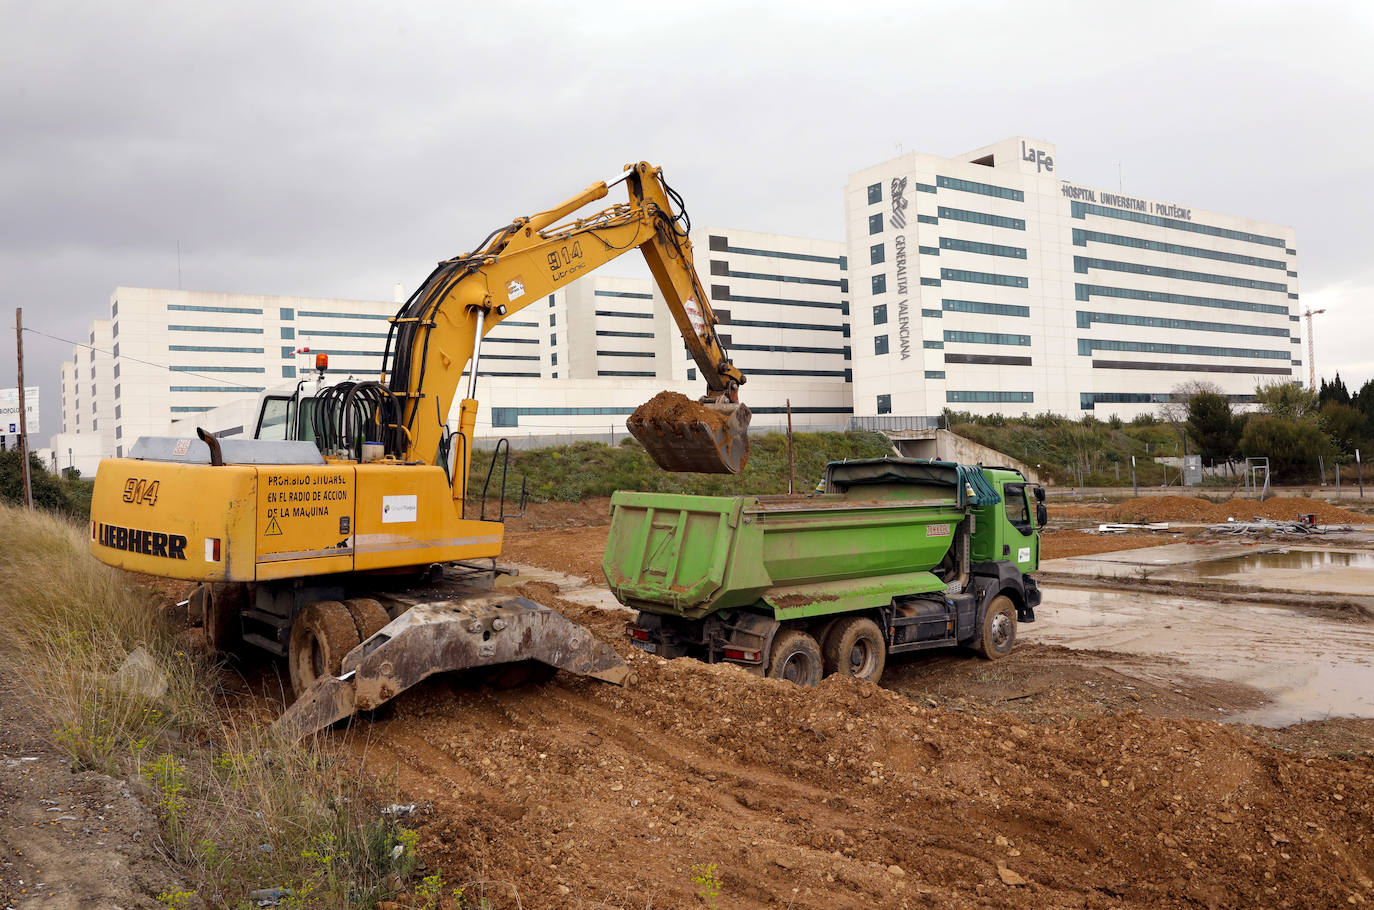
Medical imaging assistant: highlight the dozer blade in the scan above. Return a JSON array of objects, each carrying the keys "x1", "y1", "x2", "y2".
[
  {"x1": 272, "y1": 593, "x2": 628, "y2": 741},
  {"x1": 627, "y1": 398, "x2": 752, "y2": 474}
]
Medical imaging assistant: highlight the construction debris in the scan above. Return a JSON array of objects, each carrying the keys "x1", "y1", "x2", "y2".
[
  {"x1": 1086, "y1": 522, "x2": 1172, "y2": 534},
  {"x1": 1207, "y1": 518, "x2": 1355, "y2": 535}
]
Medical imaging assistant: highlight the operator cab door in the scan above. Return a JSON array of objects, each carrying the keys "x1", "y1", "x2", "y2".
[{"x1": 1000, "y1": 481, "x2": 1038, "y2": 573}]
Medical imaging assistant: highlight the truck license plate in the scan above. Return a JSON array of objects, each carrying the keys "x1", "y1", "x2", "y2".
[{"x1": 632, "y1": 640, "x2": 657, "y2": 654}]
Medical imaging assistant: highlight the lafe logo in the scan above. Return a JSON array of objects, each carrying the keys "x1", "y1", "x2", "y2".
[{"x1": 1021, "y1": 140, "x2": 1054, "y2": 173}]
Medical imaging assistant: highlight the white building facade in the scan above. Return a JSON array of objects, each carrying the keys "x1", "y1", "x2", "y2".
[
  {"x1": 61, "y1": 228, "x2": 855, "y2": 460},
  {"x1": 846, "y1": 136, "x2": 1300, "y2": 421}
]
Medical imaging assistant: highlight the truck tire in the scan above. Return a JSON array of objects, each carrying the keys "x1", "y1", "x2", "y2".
[
  {"x1": 822, "y1": 616, "x2": 886, "y2": 684},
  {"x1": 342, "y1": 597, "x2": 391, "y2": 641},
  {"x1": 973, "y1": 595, "x2": 1016, "y2": 660},
  {"x1": 766, "y1": 629, "x2": 823, "y2": 687},
  {"x1": 289, "y1": 600, "x2": 361, "y2": 697},
  {"x1": 203, "y1": 583, "x2": 245, "y2": 656}
]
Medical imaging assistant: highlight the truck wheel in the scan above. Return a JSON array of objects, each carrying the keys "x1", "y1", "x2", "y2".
[
  {"x1": 974, "y1": 595, "x2": 1017, "y2": 660},
  {"x1": 203, "y1": 583, "x2": 245, "y2": 656},
  {"x1": 822, "y1": 616, "x2": 886, "y2": 684},
  {"x1": 289, "y1": 601, "x2": 361, "y2": 697},
  {"x1": 766, "y1": 630, "x2": 823, "y2": 687},
  {"x1": 342, "y1": 598, "x2": 391, "y2": 641}
]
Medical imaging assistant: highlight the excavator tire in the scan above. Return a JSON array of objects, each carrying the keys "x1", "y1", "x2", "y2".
[
  {"x1": 289, "y1": 601, "x2": 361, "y2": 698},
  {"x1": 342, "y1": 598, "x2": 391, "y2": 642},
  {"x1": 203, "y1": 583, "x2": 245, "y2": 656}
]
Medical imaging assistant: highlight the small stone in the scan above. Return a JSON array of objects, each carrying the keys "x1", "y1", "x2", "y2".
[
  {"x1": 888, "y1": 864, "x2": 905, "y2": 877},
  {"x1": 996, "y1": 863, "x2": 1027, "y2": 886},
  {"x1": 557, "y1": 885, "x2": 571, "y2": 895},
  {"x1": 994, "y1": 836, "x2": 1010, "y2": 847}
]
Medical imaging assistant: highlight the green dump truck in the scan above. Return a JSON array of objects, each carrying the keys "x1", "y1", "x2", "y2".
[{"x1": 603, "y1": 457, "x2": 1046, "y2": 685}]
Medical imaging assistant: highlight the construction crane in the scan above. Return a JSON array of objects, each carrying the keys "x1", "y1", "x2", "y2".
[
  {"x1": 1302, "y1": 307, "x2": 1325, "y2": 391},
  {"x1": 87, "y1": 162, "x2": 750, "y2": 737}
]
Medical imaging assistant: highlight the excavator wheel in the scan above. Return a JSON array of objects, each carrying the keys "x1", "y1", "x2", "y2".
[
  {"x1": 342, "y1": 597, "x2": 391, "y2": 642},
  {"x1": 289, "y1": 601, "x2": 361, "y2": 698}
]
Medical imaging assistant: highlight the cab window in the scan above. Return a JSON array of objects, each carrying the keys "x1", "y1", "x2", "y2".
[
  {"x1": 256, "y1": 396, "x2": 293, "y2": 440},
  {"x1": 1003, "y1": 483, "x2": 1032, "y2": 534}
]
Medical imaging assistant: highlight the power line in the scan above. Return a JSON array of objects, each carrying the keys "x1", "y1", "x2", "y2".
[{"x1": 20, "y1": 327, "x2": 258, "y2": 388}]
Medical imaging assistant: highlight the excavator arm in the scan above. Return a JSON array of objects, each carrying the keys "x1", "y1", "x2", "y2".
[{"x1": 382, "y1": 161, "x2": 749, "y2": 486}]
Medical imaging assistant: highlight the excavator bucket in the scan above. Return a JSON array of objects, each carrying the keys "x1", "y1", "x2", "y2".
[
  {"x1": 626, "y1": 392, "x2": 752, "y2": 474},
  {"x1": 272, "y1": 593, "x2": 629, "y2": 741}
]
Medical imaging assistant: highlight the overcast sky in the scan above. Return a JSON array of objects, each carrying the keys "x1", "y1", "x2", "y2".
[{"x1": 3, "y1": 0, "x2": 1372, "y2": 445}]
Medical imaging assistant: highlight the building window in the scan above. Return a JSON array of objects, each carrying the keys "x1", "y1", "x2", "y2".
[
  {"x1": 918, "y1": 246, "x2": 939, "y2": 256},
  {"x1": 871, "y1": 274, "x2": 887, "y2": 294},
  {"x1": 922, "y1": 308, "x2": 942, "y2": 318},
  {"x1": 873, "y1": 304, "x2": 887, "y2": 325},
  {"x1": 550, "y1": 313, "x2": 556, "y2": 326},
  {"x1": 940, "y1": 237, "x2": 1027, "y2": 259},
  {"x1": 935, "y1": 175, "x2": 1024, "y2": 202},
  {"x1": 280, "y1": 307, "x2": 294, "y2": 320},
  {"x1": 281, "y1": 326, "x2": 295, "y2": 339},
  {"x1": 940, "y1": 268, "x2": 1027, "y2": 288},
  {"x1": 1072, "y1": 228, "x2": 1283, "y2": 270},
  {"x1": 868, "y1": 213, "x2": 883, "y2": 235},
  {"x1": 945, "y1": 330, "x2": 1031, "y2": 346},
  {"x1": 867, "y1": 183, "x2": 882, "y2": 205},
  {"x1": 917, "y1": 214, "x2": 939, "y2": 225},
  {"x1": 709, "y1": 234, "x2": 728, "y2": 251},
  {"x1": 877, "y1": 394, "x2": 891, "y2": 415},
  {"x1": 874, "y1": 335, "x2": 889, "y2": 355},
  {"x1": 281, "y1": 345, "x2": 296, "y2": 358},
  {"x1": 687, "y1": 367, "x2": 697, "y2": 380},
  {"x1": 550, "y1": 333, "x2": 557, "y2": 346},
  {"x1": 937, "y1": 206, "x2": 1025, "y2": 231},
  {"x1": 282, "y1": 365, "x2": 296, "y2": 378},
  {"x1": 1072, "y1": 256, "x2": 1286, "y2": 293},
  {"x1": 551, "y1": 352, "x2": 558, "y2": 366},
  {"x1": 925, "y1": 370, "x2": 946, "y2": 379},
  {"x1": 920, "y1": 277, "x2": 942, "y2": 287},
  {"x1": 943, "y1": 299, "x2": 1030, "y2": 317},
  {"x1": 924, "y1": 340, "x2": 944, "y2": 349},
  {"x1": 946, "y1": 390, "x2": 1034, "y2": 403},
  {"x1": 870, "y1": 243, "x2": 885, "y2": 265},
  {"x1": 548, "y1": 295, "x2": 555, "y2": 307}
]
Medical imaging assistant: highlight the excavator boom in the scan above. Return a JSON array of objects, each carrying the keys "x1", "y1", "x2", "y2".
[{"x1": 384, "y1": 161, "x2": 749, "y2": 482}]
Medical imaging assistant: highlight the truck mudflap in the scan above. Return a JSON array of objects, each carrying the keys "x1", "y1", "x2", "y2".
[{"x1": 272, "y1": 594, "x2": 629, "y2": 740}]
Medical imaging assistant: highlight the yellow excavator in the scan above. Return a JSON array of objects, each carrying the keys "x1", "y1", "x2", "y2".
[{"x1": 88, "y1": 162, "x2": 749, "y2": 737}]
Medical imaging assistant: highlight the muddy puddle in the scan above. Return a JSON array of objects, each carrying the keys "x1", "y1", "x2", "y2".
[
  {"x1": 1183, "y1": 547, "x2": 1374, "y2": 577},
  {"x1": 1028, "y1": 584, "x2": 1374, "y2": 727}
]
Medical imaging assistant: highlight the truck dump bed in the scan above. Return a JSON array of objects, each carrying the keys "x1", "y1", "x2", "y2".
[{"x1": 603, "y1": 462, "x2": 978, "y2": 621}]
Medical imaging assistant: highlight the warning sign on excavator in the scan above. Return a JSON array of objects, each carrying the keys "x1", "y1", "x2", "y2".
[{"x1": 265, "y1": 516, "x2": 283, "y2": 536}]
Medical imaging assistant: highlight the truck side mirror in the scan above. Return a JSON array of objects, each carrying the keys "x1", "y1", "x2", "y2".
[
  {"x1": 1036, "y1": 501, "x2": 1048, "y2": 528},
  {"x1": 1033, "y1": 485, "x2": 1045, "y2": 502}
]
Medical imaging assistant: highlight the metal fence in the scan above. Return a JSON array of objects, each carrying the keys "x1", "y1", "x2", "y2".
[{"x1": 848, "y1": 415, "x2": 946, "y2": 432}]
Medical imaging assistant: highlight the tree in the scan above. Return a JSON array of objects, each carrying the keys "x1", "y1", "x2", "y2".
[
  {"x1": 1319, "y1": 401, "x2": 1367, "y2": 457},
  {"x1": 1253, "y1": 381, "x2": 1320, "y2": 421},
  {"x1": 0, "y1": 450, "x2": 70, "y2": 512},
  {"x1": 1185, "y1": 392, "x2": 1238, "y2": 467},
  {"x1": 1355, "y1": 378, "x2": 1374, "y2": 426},
  {"x1": 1318, "y1": 373, "x2": 1352, "y2": 407},
  {"x1": 1238, "y1": 415, "x2": 1336, "y2": 480}
]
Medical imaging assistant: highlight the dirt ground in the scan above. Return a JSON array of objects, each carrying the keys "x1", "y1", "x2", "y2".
[
  {"x1": 1051, "y1": 495, "x2": 1370, "y2": 525},
  {"x1": 0, "y1": 679, "x2": 192, "y2": 909},
  {"x1": 331, "y1": 585, "x2": 1374, "y2": 909}
]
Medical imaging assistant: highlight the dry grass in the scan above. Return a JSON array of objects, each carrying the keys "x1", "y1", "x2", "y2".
[{"x1": 0, "y1": 504, "x2": 438, "y2": 908}]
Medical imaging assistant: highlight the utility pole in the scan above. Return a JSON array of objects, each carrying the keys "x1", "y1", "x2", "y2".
[
  {"x1": 785, "y1": 399, "x2": 794, "y2": 495},
  {"x1": 15, "y1": 307, "x2": 33, "y2": 509},
  {"x1": 1302, "y1": 307, "x2": 1326, "y2": 392}
]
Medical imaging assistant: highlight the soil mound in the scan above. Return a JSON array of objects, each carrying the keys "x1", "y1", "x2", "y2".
[{"x1": 630, "y1": 390, "x2": 730, "y2": 431}]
